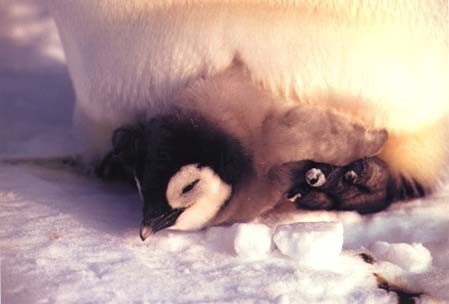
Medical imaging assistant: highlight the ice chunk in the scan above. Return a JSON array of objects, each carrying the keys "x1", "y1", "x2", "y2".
[
  {"x1": 370, "y1": 241, "x2": 391, "y2": 257},
  {"x1": 273, "y1": 221, "x2": 343, "y2": 267},
  {"x1": 206, "y1": 224, "x2": 273, "y2": 257},
  {"x1": 232, "y1": 223, "x2": 273, "y2": 258},
  {"x1": 370, "y1": 241, "x2": 432, "y2": 273}
]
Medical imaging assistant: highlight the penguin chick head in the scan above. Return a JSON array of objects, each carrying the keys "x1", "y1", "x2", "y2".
[
  {"x1": 139, "y1": 164, "x2": 232, "y2": 240},
  {"x1": 111, "y1": 111, "x2": 250, "y2": 241},
  {"x1": 167, "y1": 164, "x2": 231, "y2": 227}
]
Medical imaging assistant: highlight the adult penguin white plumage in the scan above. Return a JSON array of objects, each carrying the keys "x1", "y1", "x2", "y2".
[{"x1": 48, "y1": 1, "x2": 449, "y2": 236}]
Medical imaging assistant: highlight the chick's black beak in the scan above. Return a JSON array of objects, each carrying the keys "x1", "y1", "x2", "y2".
[{"x1": 139, "y1": 208, "x2": 185, "y2": 241}]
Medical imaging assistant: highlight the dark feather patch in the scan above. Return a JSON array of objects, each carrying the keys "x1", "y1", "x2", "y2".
[{"x1": 387, "y1": 176, "x2": 427, "y2": 203}]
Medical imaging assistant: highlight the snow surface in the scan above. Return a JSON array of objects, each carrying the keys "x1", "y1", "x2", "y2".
[
  {"x1": 370, "y1": 241, "x2": 432, "y2": 274},
  {"x1": 2, "y1": 1, "x2": 449, "y2": 303},
  {"x1": 272, "y1": 222, "x2": 343, "y2": 267}
]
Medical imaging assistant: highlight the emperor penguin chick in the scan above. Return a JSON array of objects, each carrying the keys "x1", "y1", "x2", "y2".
[
  {"x1": 103, "y1": 67, "x2": 419, "y2": 237},
  {"x1": 104, "y1": 70, "x2": 390, "y2": 238}
]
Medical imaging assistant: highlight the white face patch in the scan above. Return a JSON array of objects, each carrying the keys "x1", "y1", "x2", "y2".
[
  {"x1": 166, "y1": 164, "x2": 232, "y2": 231},
  {"x1": 166, "y1": 164, "x2": 203, "y2": 209}
]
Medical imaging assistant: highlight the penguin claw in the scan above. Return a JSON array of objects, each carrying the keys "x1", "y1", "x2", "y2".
[
  {"x1": 344, "y1": 170, "x2": 358, "y2": 185},
  {"x1": 295, "y1": 191, "x2": 336, "y2": 210},
  {"x1": 285, "y1": 191, "x2": 302, "y2": 203}
]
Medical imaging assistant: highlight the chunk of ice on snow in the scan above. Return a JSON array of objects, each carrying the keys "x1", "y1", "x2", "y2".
[
  {"x1": 273, "y1": 221, "x2": 343, "y2": 267},
  {"x1": 232, "y1": 223, "x2": 273, "y2": 257},
  {"x1": 370, "y1": 241, "x2": 432, "y2": 273},
  {"x1": 370, "y1": 241, "x2": 391, "y2": 257}
]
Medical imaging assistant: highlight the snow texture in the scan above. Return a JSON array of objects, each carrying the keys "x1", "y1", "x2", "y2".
[
  {"x1": 273, "y1": 222, "x2": 343, "y2": 267},
  {"x1": 370, "y1": 241, "x2": 432, "y2": 273},
  {"x1": 1, "y1": 1, "x2": 449, "y2": 303}
]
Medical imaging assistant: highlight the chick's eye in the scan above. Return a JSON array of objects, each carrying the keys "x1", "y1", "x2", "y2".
[{"x1": 181, "y1": 179, "x2": 200, "y2": 194}]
